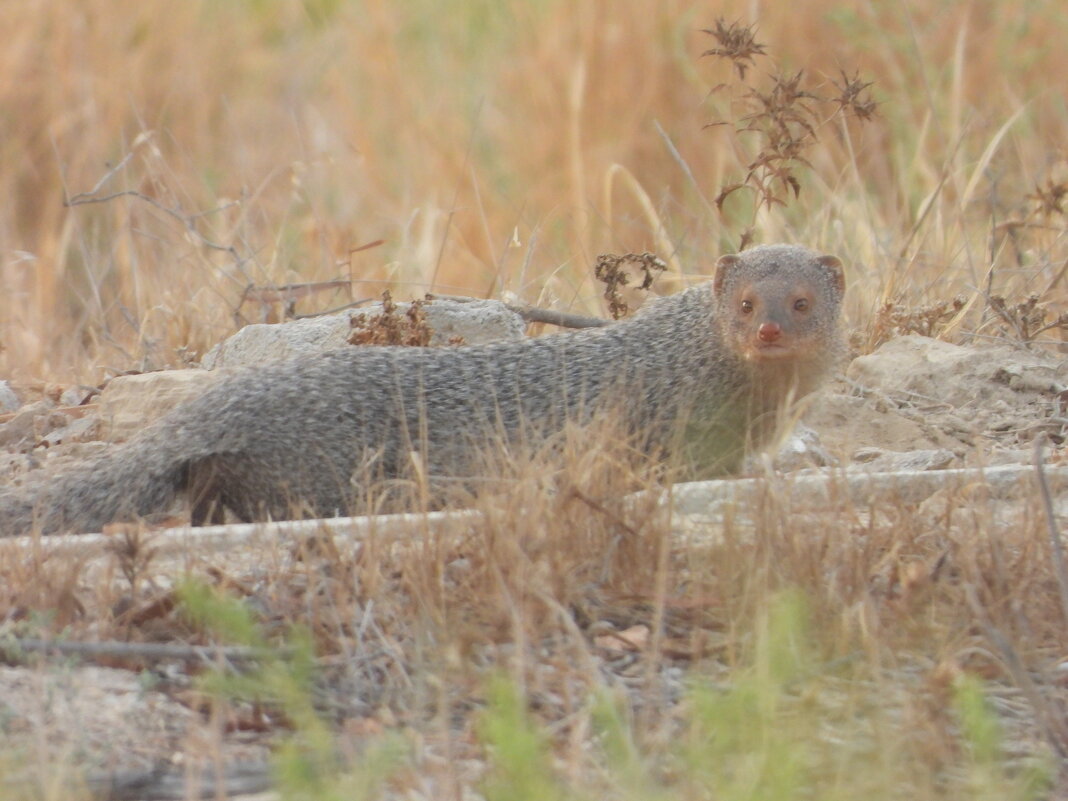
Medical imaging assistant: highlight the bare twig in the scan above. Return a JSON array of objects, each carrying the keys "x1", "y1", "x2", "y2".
[
  {"x1": 507, "y1": 302, "x2": 607, "y2": 329},
  {"x1": 239, "y1": 279, "x2": 351, "y2": 306},
  {"x1": 0, "y1": 637, "x2": 289, "y2": 667},
  {"x1": 82, "y1": 760, "x2": 273, "y2": 801},
  {"x1": 1033, "y1": 434, "x2": 1068, "y2": 628},
  {"x1": 429, "y1": 293, "x2": 608, "y2": 329},
  {"x1": 66, "y1": 188, "x2": 243, "y2": 260},
  {"x1": 565, "y1": 488, "x2": 641, "y2": 538},
  {"x1": 293, "y1": 297, "x2": 386, "y2": 318},
  {"x1": 66, "y1": 151, "x2": 138, "y2": 200},
  {"x1": 963, "y1": 583, "x2": 1068, "y2": 758},
  {"x1": 654, "y1": 119, "x2": 718, "y2": 219},
  {"x1": 0, "y1": 403, "x2": 98, "y2": 425},
  {"x1": 1031, "y1": 311, "x2": 1068, "y2": 338}
]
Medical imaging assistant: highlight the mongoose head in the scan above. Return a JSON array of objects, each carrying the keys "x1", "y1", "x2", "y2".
[{"x1": 713, "y1": 244, "x2": 845, "y2": 365}]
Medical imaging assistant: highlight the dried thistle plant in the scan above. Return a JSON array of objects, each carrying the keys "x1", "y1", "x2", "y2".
[
  {"x1": 701, "y1": 18, "x2": 877, "y2": 218},
  {"x1": 987, "y1": 293, "x2": 1068, "y2": 343},
  {"x1": 871, "y1": 296, "x2": 967, "y2": 345},
  {"x1": 875, "y1": 299, "x2": 969, "y2": 339},
  {"x1": 975, "y1": 160, "x2": 1068, "y2": 344},
  {"x1": 593, "y1": 252, "x2": 669, "y2": 320},
  {"x1": 1027, "y1": 176, "x2": 1068, "y2": 219},
  {"x1": 873, "y1": 291, "x2": 1067, "y2": 347},
  {"x1": 989, "y1": 163, "x2": 1068, "y2": 272},
  {"x1": 993, "y1": 160, "x2": 1068, "y2": 234},
  {"x1": 700, "y1": 18, "x2": 767, "y2": 80},
  {"x1": 348, "y1": 291, "x2": 446, "y2": 347},
  {"x1": 830, "y1": 69, "x2": 878, "y2": 121}
]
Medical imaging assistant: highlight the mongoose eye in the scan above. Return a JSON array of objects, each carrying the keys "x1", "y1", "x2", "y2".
[
  {"x1": 793, "y1": 298, "x2": 809, "y2": 312},
  {"x1": 740, "y1": 299, "x2": 754, "y2": 314}
]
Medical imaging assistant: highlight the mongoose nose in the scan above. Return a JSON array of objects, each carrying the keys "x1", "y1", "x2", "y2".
[{"x1": 757, "y1": 322, "x2": 782, "y2": 343}]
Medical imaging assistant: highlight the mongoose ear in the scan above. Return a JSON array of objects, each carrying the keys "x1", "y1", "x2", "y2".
[
  {"x1": 713, "y1": 254, "x2": 742, "y2": 295},
  {"x1": 817, "y1": 255, "x2": 845, "y2": 295}
]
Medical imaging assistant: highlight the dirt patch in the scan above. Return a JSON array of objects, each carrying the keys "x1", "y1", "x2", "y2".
[{"x1": 803, "y1": 335, "x2": 1067, "y2": 468}]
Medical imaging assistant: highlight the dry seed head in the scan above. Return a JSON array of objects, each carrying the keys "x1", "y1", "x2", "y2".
[
  {"x1": 348, "y1": 290, "x2": 440, "y2": 347},
  {"x1": 831, "y1": 69, "x2": 878, "y2": 120},
  {"x1": 594, "y1": 252, "x2": 669, "y2": 320},
  {"x1": 1027, "y1": 177, "x2": 1068, "y2": 219},
  {"x1": 701, "y1": 24, "x2": 875, "y2": 219},
  {"x1": 700, "y1": 18, "x2": 767, "y2": 81}
]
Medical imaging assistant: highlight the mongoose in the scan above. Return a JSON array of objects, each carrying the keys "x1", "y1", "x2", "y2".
[{"x1": 0, "y1": 244, "x2": 845, "y2": 536}]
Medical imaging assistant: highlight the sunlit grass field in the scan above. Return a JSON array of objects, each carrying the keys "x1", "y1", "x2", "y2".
[
  {"x1": 2, "y1": 2, "x2": 1068, "y2": 799},
  {"x1": 2, "y1": 1, "x2": 1066, "y2": 380}
]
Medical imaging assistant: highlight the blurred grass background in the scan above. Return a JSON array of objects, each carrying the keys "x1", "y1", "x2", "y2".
[{"x1": 1, "y1": 0, "x2": 1066, "y2": 380}]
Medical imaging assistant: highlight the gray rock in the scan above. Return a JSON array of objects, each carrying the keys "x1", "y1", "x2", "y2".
[
  {"x1": 0, "y1": 381, "x2": 20, "y2": 413},
  {"x1": 849, "y1": 447, "x2": 956, "y2": 472},
  {"x1": 98, "y1": 371, "x2": 222, "y2": 441},
  {"x1": 0, "y1": 401, "x2": 54, "y2": 451},
  {"x1": 40, "y1": 415, "x2": 103, "y2": 447},
  {"x1": 668, "y1": 464, "x2": 1068, "y2": 518},
  {"x1": 201, "y1": 298, "x2": 526, "y2": 370},
  {"x1": 847, "y1": 334, "x2": 1066, "y2": 408},
  {"x1": 764, "y1": 425, "x2": 837, "y2": 472}
]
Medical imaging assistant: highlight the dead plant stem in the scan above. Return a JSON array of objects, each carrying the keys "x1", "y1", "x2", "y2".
[{"x1": 1033, "y1": 434, "x2": 1068, "y2": 629}]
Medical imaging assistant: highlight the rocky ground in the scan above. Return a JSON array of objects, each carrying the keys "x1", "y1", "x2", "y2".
[{"x1": 0, "y1": 326, "x2": 1065, "y2": 800}]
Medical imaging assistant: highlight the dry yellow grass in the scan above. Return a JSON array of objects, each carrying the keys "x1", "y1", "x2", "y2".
[
  {"x1": 1, "y1": 429, "x2": 1065, "y2": 798},
  {"x1": 2, "y1": 1, "x2": 1066, "y2": 381}
]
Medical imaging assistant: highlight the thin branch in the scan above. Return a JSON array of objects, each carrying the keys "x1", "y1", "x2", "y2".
[
  {"x1": 64, "y1": 150, "x2": 138, "y2": 202},
  {"x1": 509, "y1": 302, "x2": 608, "y2": 329},
  {"x1": 81, "y1": 760, "x2": 273, "y2": 801},
  {"x1": 654, "y1": 119, "x2": 717, "y2": 219},
  {"x1": 1031, "y1": 313, "x2": 1068, "y2": 338},
  {"x1": 963, "y1": 583, "x2": 1068, "y2": 759},
  {"x1": 1033, "y1": 434, "x2": 1068, "y2": 628},
  {"x1": 0, "y1": 637, "x2": 289, "y2": 667},
  {"x1": 565, "y1": 487, "x2": 641, "y2": 538},
  {"x1": 293, "y1": 297, "x2": 386, "y2": 318},
  {"x1": 239, "y1": 279, "x2": 351, "y2": 306},
  {"x1": 428, "y1": 293, "x2": 608, "y2": 329},
  {"x1": 66, "y1": 189, "x2": 242, "y2": 259}
]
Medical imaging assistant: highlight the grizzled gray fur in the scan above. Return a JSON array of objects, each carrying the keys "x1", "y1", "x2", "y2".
[{"x1": 0, "y1": 244, "x2": 845, "y2": 535}]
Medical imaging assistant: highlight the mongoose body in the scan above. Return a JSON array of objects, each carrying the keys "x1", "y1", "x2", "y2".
[{"x1": 0, "y1": 244, "x2": 845, "y2": 535}]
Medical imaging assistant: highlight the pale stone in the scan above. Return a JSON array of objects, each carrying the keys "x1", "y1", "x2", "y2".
[
  {"x1": 201, "y1": 298, "x2": 526, "y2": 370},
  {"x1": 847, "y1": 334, "x2": 1066, "y2": 408},
  {"x1": 848, "y1": 447, "x2": 956, "y2": 472},
  {"x1": 98, "y1": 370, "x2": 221, "y2": 441},
  {"x1": 0, "y1": 381, "x2": 19, "y2": 413}
]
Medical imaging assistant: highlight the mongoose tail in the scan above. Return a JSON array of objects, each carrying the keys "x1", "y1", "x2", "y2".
[
  {"x1": 0, "y1": 243, "x2": 845, "y2": 535},
  {"x1": 0, "y1": 428, "x2": 190, "y2": 535}
]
